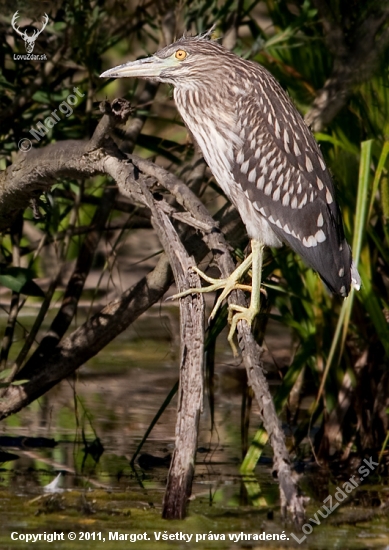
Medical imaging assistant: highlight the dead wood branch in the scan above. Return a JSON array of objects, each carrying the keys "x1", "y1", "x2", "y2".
[
  {"x1": 138, "y1": 178, "x2": 204, "y2": 520},
  {"x1": 0, "y1": 252, "x2": 173, "y2": 419}
]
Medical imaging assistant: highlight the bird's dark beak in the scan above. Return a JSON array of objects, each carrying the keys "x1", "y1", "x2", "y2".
[{"x1": 100, "y1": 55, "x2": 176, "y2": 79}]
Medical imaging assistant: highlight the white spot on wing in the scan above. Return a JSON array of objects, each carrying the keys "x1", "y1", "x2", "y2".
[
  {"x1": 315, "y1": 229, "x2": 326, "y2": 243},
  {"x1": 264, "y1": 182, "x2": 273, "y2": 196},
  {"x1": 294, "y1": 141, "x2": 301, "y2": 156},
  {"x1": 248, "y1": 167, "x2": 256, "y2": 183},
  {"x1": 303, "y1": 235, "x2": 318, "y2": 247},
  {"x1": 298, "y1": 194, "x2": 307, "y2": 208},
  {"x1": 269, "y1": 157, "x2": 277, "y2": 168},
  {"x1": 305, "y1": 156, "x2": 313, "y2": 172},
  {"x1": 236, "y1": 150, "x2": 244, "y2": 164},
  {"x1": 319, "y1": 157, "x2": 326, "y2": 170},
  {"x1": 316, "y1": 176, "x2": 324, "y2": 190},
  {"x1": 317, "y1": 213, "x2": 324, "y2": 227},
  {"x1": 257, "y1": 175, "x2": 265, "y2": 190},
  {"x1": 326, "y1": 187, "x2": 333, "y2": 204},
  {"x1": 270, "y1": 168, "x2": 277, "y2": 180},
  {"x1": 241, "y1": 160, "x2": 249, "y2": 174},
  {"x1": 273, "y1": 187, "x2": 281, "y2": 201},
  {"x1": 339, "y1": 267, "x2": 345, "y2": 277},
  {"x1": 248, "y1": 128, "x2": 256, "y2": 141},
  {"x1": 282, "y1": 193, "x2": 290, "y2": 207},
  {"x1": 275, "y1": 119, "x2": 281, "y2": 139}
]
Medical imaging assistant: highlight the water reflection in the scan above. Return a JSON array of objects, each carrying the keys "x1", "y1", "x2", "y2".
[{"x1": 1, "y1": 310, "x2": 388, "y2": 549}]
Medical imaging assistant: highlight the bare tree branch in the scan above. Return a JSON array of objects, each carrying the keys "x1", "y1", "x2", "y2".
[
  {"x1": 137, "y1": 177, "x2": 205, "y2": 520},
  {"x1": 0, "y1": 252, "x2": 173, "y2": 419}
]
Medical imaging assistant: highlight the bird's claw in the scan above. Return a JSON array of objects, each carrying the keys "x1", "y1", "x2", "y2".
[
  {"x1": 167, "y1": 247, "x2": 263, "y2": 356},
  {"x1": 227, "y1": 303, "x2": 260, "y2": 356},
  {"x1": 167, "y1": 265, "x2": 252, "y2": 322}
]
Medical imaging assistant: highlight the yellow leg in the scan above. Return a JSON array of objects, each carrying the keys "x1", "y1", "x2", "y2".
[
  {"x1": 169, "y1": 239, "x2": 264, "y2": 354},
  {"x1": 227, "y1": 240, "x2": 264, "y2": 355}
]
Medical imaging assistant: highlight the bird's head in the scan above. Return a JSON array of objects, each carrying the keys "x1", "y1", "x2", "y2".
[{"x1": 100, "y1": 31, "x2": 231, "y2": 88}]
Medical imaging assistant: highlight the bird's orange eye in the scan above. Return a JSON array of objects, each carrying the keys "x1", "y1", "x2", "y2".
[{"x1": 175, "y1": 49, "x2": 187, "y2": 60}]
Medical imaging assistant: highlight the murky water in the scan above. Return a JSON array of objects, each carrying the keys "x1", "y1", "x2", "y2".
[{"x1": 1, "y1": 309, "x2": 389, "y2": 549}]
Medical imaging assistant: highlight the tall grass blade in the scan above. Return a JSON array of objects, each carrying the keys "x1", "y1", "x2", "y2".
[{"x1": 315, "y1": 140, "x2": 372, "y2": 408}]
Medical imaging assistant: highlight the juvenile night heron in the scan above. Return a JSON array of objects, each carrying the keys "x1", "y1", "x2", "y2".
[{"x1": 101, "y1": 30, "x2": 360, "y2": 347}]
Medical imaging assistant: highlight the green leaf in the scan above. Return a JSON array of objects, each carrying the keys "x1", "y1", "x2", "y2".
[
  {"x1": 0, "y1": 368, "x2": 12, "y2": 380},
  {"x1": 10, "y1": 379, "x2": 29, "y2": 386},
  {"x1": 352, "y1": 140, "x2": 373, "y2": 266},
  {"x1": 0, "y1": 267, "x2": 45, "y2": 297},
  {"x1": 315, "y1": 132, "x2": 360, "y2": 156},
  {"x1": 32, "y1": 90, "x2": 50, "y2": 103},
  {"x1": 240, "y1": 429, "x2": 269, "y2": 474},
  {"x1": 368, "y1": 141, "x2": 389, "y2": 222}
]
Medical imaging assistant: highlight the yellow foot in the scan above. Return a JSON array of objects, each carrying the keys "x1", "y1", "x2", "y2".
[
  {"x1": 168, "y1": 240, "x2": 265, "y2": 356},
  {"x1": 168, "y1": 256, "x2": 253, "y2": 321},
  {"x1": 227, "y1": 303, "x2": 260, "y2": 356}
]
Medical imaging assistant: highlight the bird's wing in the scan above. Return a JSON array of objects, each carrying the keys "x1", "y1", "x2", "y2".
[{"x1": 231, "y1": 80, "x2": 353, "y2": 295}]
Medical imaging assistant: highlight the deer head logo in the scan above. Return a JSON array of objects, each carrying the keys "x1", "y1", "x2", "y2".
[{"x1": 11, "y1": 11, "x2": 49, "y2": 54}]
